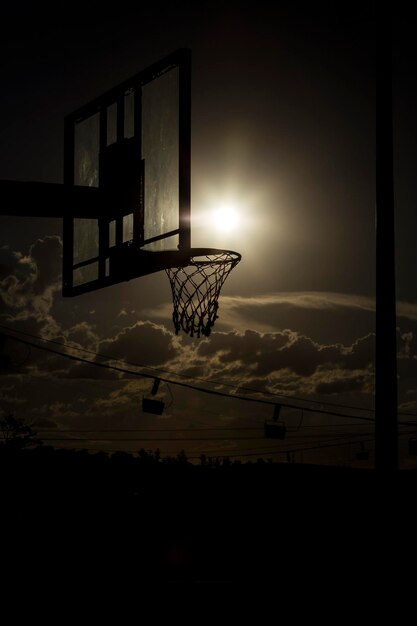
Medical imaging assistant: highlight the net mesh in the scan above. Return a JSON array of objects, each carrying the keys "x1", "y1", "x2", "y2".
[{"x1": 165, "y1": 250, "x2": 241, "y2": 338}]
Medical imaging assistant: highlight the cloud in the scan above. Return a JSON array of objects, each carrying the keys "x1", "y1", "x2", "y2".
[
  {"x1": 40, "y1": 401, "x2": 81, "y2": 420},
  {"x1": 0, "y1": 233, "x2": 411, "y2": 427},
  {"x1": 314, "y1": 370, "x2": 373, "y2": 395},
  {"x1": 0, "y1": 245, "x2": 23, "y2": 280},
  {"x1": 222, "y1": 291, "x2": 376, "y2": 313},
  {"x1": 145, "y1": 290, "x2": 377, "y2": 334},
  {"x1": 0, "y1": 236, "x2": 62, "y2": 338},
  {"x1": 0, "y1": 386, "x2": 28, "y2": 405},
  {"x1": 57, "y1": 360, "x2": 122, "y2": 381},
  {"x1": 29, "y1": 237, "x2": 62, "y2": 295},
  {"x1": 217, "y1": 291, "x2": 376, "y2": 332},
  {"x1": 51, "y1": 321, "x2": 179, "y2": 381},
  {"x1": 397, "y1": 302, "x2": 417, "y2": 322},
  {"x1": 146, "y1": 290, "x2": 417, "y2": 341},
  {"x1": 92, "y1": 380, "x2": 149, "y2": 416},
  {"x1": 99, "y1": 320, "x2": 180, "y2": 367},
  {"x1": 3, "y1": 320, "x2": 377, "y2": 425},
  {"x1": 31, "y1": 417, "x2": 58, "y2": 429},
  {"x1": 64, "y1": 321, "x2": 100, "y2": 352},
  {"x1": 194, "y1": 329, "x2": 374, "y2": 379}
]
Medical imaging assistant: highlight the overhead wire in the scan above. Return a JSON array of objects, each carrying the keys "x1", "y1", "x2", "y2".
[
  {"x1": 20, "y1": 436, "x2": 379, "y2": 458},
  {"x1": 2, "y1": 325, "x2": 417, "y2": 430},
  {"x1": 33, "y1": 433, "x2": 372, "y2": 442},
  {"x1": 0, "y1": 323, "x2": 377, "y2": 414},
  {"x1": 0, "y1": 328, "x2": 380, "y2": 422}
]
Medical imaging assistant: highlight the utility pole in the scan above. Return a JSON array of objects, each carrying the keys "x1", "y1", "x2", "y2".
[{"x1": 375, "y1": 8, "x2": 398, "y2": 472}]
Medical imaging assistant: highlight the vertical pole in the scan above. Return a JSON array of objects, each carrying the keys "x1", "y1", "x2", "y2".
[
  {"x1": 375, "y1": 9, "x2": 398, "y2": 471},
  {"x1": 99, "y1": 107, "x2": 108, "y2": 280},
  {"x1": 134, "y1": 82, "x2": 144, "y2": 246},
  {"x1": 62, "y1": 115, "x2": 75, "y2": 296},
  {"x1": 178, "y1": 48, "x2": 191, "y2": 251},
  {"x1": 116, "y1": 96, "x2": 125, "y2": 245}
]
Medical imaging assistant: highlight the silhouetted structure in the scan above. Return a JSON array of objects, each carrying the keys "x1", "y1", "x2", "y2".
[{"x1": 375, "y1": 9, "x2": 398, "y2": 472}]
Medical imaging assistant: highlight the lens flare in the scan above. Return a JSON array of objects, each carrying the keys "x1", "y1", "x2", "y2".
[{"x1": 212, "y1": 205, "x2": 239, "y2": 232}]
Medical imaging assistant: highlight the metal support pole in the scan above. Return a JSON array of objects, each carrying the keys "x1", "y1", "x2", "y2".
[{"x1": 375, "y1": 11, "x2": 398, "y2": 472}]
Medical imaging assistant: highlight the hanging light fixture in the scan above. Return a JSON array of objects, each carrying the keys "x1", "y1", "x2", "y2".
[
  {"x1": 142, "y1": 377, "x2": 165, "y2": 415},
  {"x1": 264, "y1": 404, "x2": 287, "y2": 439}
]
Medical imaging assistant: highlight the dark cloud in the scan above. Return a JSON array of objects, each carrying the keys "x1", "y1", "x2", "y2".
[
  {"x1": 0, "y1": 245, "x2": 23, "y2": 279},
  {"x1": 32, "y1": 417, "x2": 58, "y2": 429},
  {"x1": 63, "y1": 322, "x2": 100, "y2": 352},
  {"x1": 397, "y1": 329, "x2": 417, "y2": 359},
  {"x1": 29, "y1": 236, "x2": 62, "y2": 295},
  {"x1": 99, "y1": 321, "x2": 179, "y2": 367},
  {"x1": 0, "y1": 236, "x2": 62, "y2": 337},
  {"x1": 315, "y1": 374, "x2": 371, "y2": 395},
  {"x1": 57, "y1": 360, "x2": 121, "y2": 381},
  {"x1": 195, "y1": 328, "x2": 373, "y2": 379},
  {"x1": 254, "y1": 334, "x2": 342, "y2": 377},
  {"x1": 198, "y1": 329, "x2": 289, "y2": 359},
  {"x1": 344, "y1": 334, "x2": 374, "y2": 369},
  {"x1": 0, "y1": 236, "x2": 412, "y2": 432},
  {"x1": 0, "y1": 242, "x2": 384, "y2": 425}
]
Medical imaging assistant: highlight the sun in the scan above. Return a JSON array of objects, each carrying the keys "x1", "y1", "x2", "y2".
[{"x1": 212, "y1": 204, "x2": 239, "y2": 232}]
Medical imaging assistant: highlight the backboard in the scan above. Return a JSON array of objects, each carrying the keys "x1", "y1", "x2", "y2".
[{"x1": 62, "y1": 49, "x2": 191, "y2": 296}]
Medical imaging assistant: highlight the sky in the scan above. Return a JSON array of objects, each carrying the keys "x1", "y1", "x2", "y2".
[{"x1": 1, "y1": 1, "x2": 417, "y2": 467}]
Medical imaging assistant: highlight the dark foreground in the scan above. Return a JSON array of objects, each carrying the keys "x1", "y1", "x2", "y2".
[{"x1": 2, "y1": 446, "x2": 416, "y2": 584}]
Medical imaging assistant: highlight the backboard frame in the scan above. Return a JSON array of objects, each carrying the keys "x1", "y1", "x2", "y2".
[{"x1": 62, "y1": 48, "x2": 191, "y2": 297}]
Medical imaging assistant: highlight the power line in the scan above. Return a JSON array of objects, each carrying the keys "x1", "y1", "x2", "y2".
[
  {"x1": 31, "y1": 424, "x2": 417, "y2": 441},
  {"x1": 3, "y1": 326, "x2": 417, "y2": 428},
  {"x1": 0, "y1": 329, "x2": 379, "y2": 422},
  {"x1": 0, "y1": 323, "x2": 376, "y2": 414},
  {"x1": 31, "y1": 419, "x2": 417, "y2": 432},
  {"x1": 36, "y1": 436, "x2": 279, "y2": 441},
  {"x1": 29, "y1": 436, "x2": 378, "y2": 458},
  {"x1": 30, "y1": 434, "x2": 371, "y2": 442},
  {"x1": 32, "y1": 424, "x2": 379, "y2": 432},
  {"x1": 36, "y1": 428, "x2": 417, "y2": 459}
]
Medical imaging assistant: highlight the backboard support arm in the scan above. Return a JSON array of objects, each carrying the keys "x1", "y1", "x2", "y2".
[{"x1": 0, "y1": 179, "x2": 115, "y2": 218}]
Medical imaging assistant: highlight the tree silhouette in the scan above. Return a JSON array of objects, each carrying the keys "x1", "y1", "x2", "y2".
[{"x1": 0, "y1": 413, "x2": 40, "y2": 450}]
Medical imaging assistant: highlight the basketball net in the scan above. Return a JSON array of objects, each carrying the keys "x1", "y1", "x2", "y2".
[{"x1": 165, "y1": 250, "x2": 241, "y2": 338}]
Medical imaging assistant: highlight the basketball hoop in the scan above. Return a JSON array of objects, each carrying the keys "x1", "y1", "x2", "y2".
[{"x1": 165, "y1": 248, "x2": 241, "y2": 338}]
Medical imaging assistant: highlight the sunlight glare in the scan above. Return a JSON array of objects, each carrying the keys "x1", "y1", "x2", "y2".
[{"x1": 212, "y1": 204, "x2": 239, "y2": 232}]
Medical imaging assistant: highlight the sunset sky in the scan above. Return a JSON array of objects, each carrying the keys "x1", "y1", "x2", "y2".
[{"x1": 1, "y1": 1, "x2": 417, "y2": 467}]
